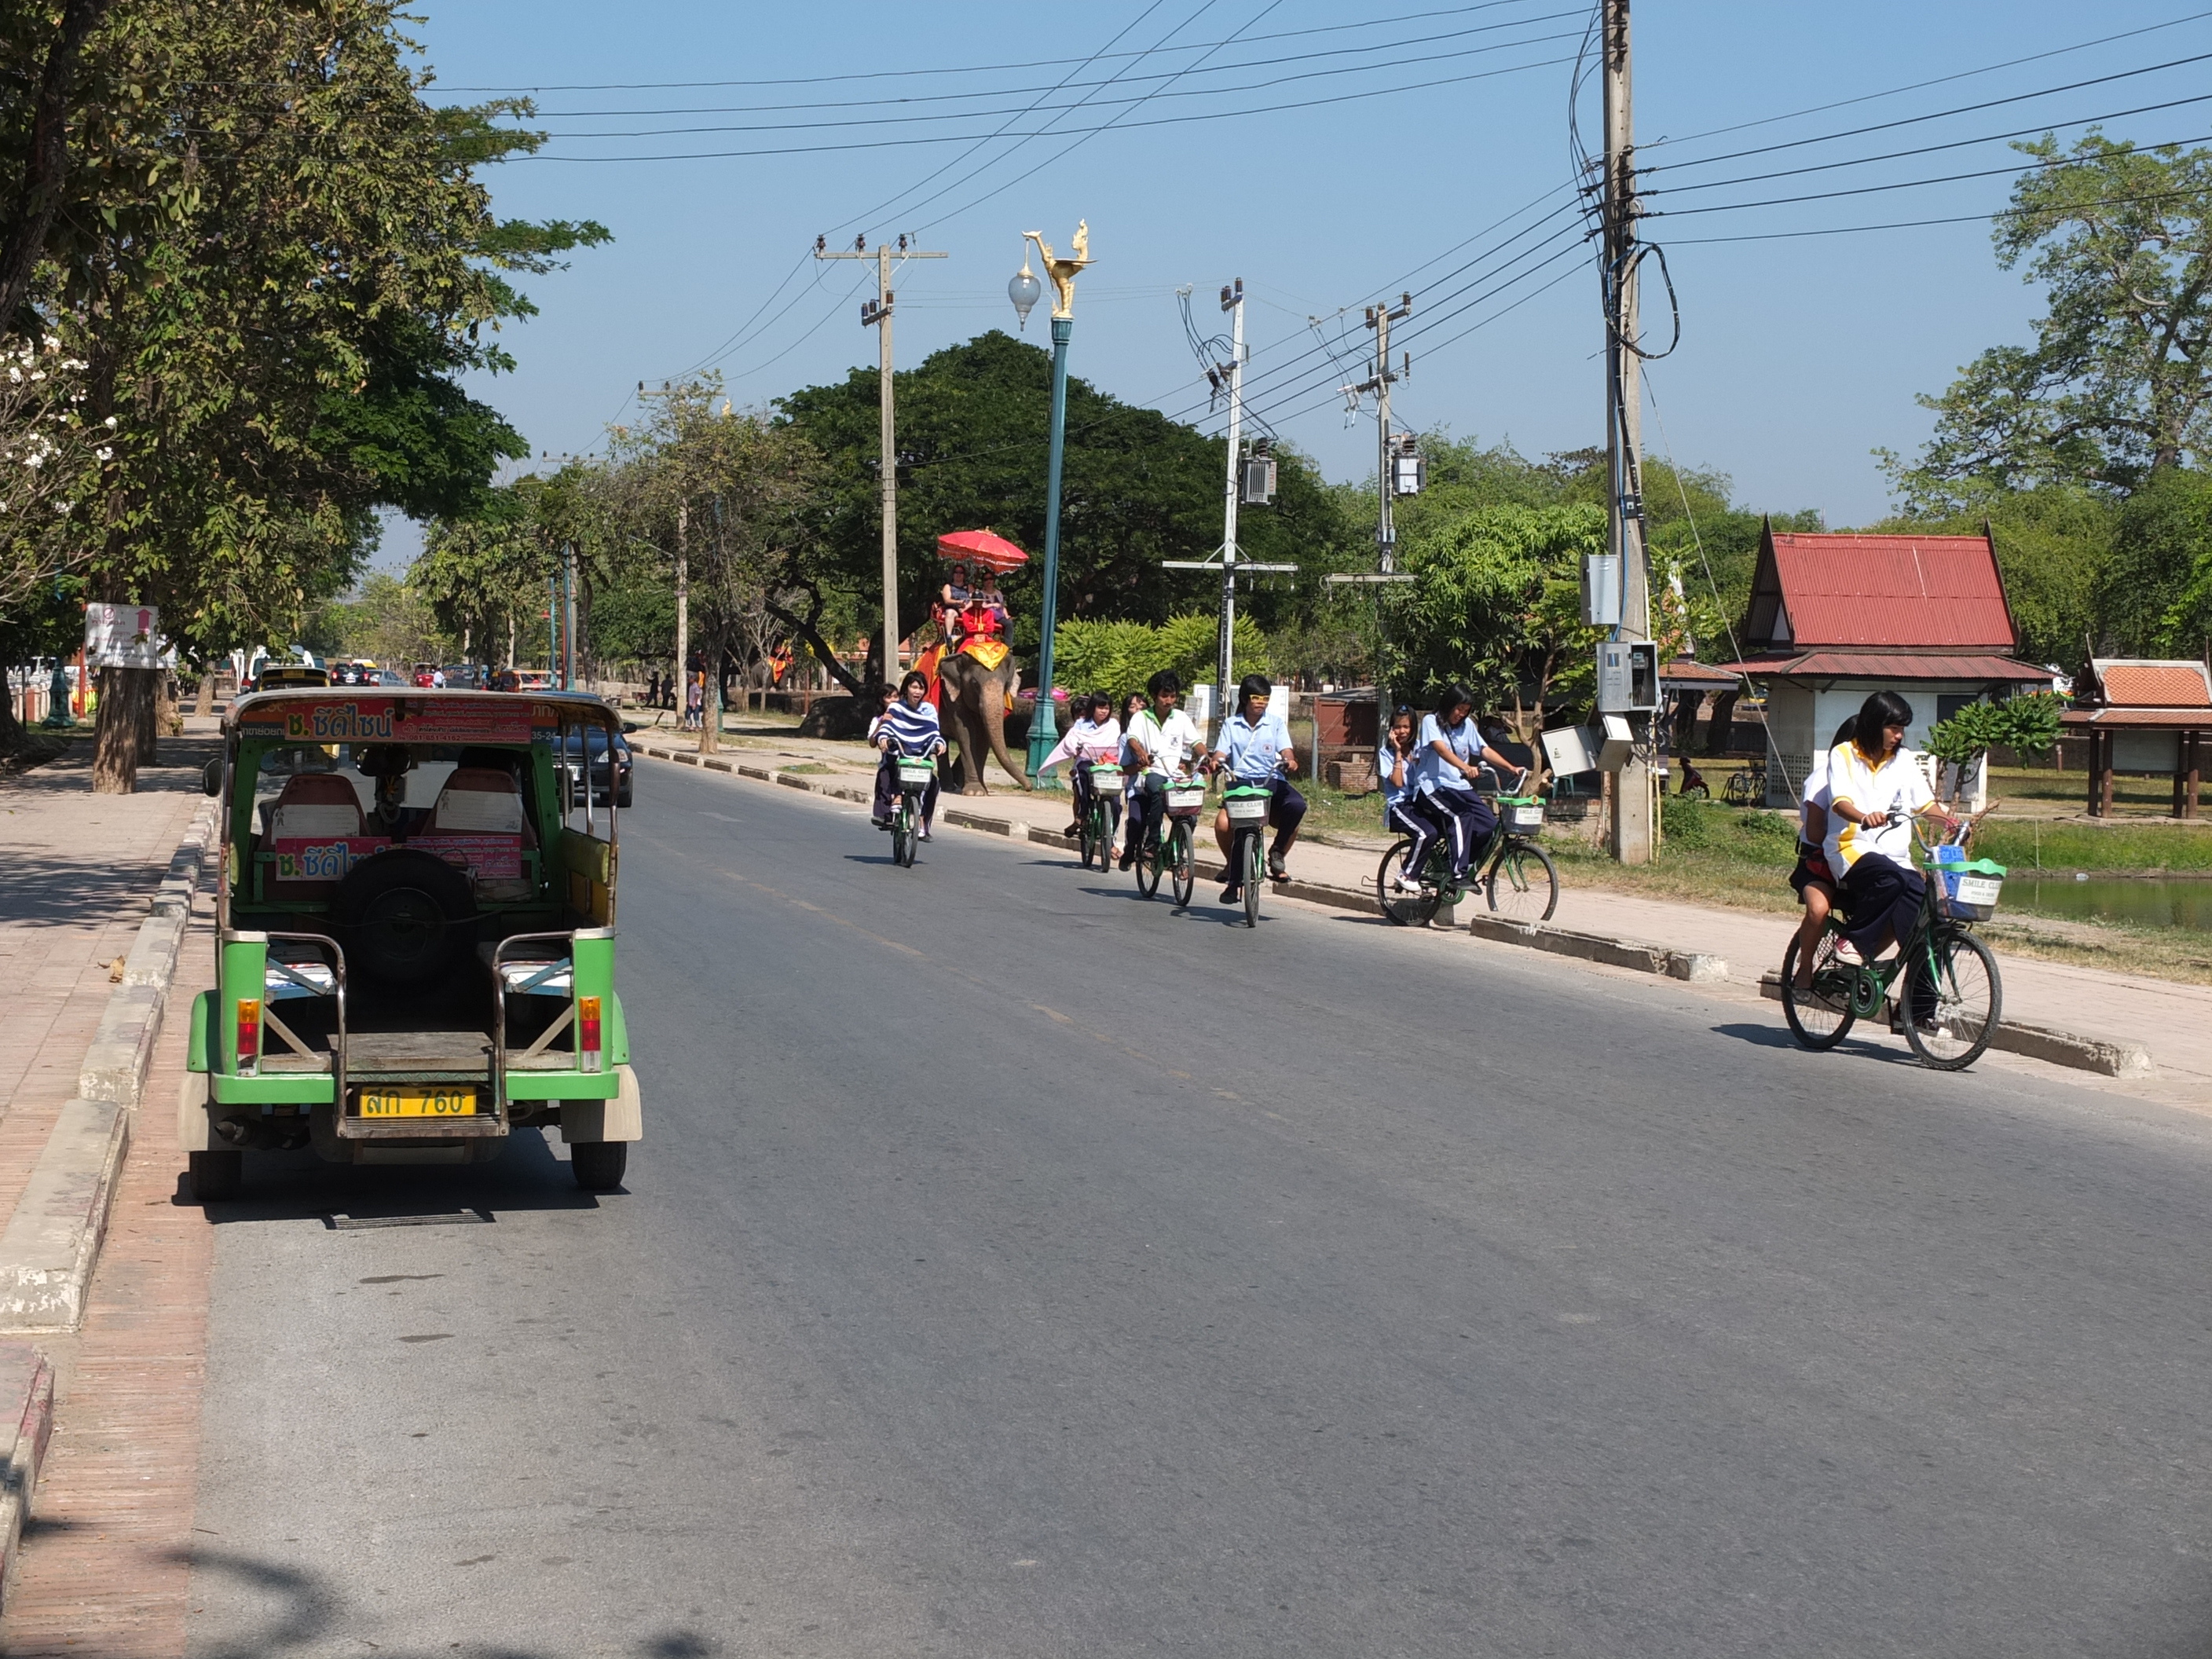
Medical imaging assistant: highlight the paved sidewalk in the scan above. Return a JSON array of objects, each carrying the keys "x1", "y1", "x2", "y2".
[
  {"x1": 0, "y1": 735, "x2": 216, "y2": 1236},
  {"x1": 0, "y1": 898, "x2": 212, "y2": 1657},
  {"x1": 639, "y1": 724, "x2": 2212, "y2": 1096}
]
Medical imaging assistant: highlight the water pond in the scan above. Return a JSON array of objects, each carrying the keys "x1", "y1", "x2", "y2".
[{"x1": 2005, "y1": 873, "x2": 2212, "y2": 932}]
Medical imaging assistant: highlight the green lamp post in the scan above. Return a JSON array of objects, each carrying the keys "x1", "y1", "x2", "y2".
[{"x1": 1013, "y1": 222, "x2": 1090, "y2": 778}]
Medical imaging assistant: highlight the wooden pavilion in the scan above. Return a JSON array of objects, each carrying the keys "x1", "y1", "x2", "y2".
[{"x1": 2062, "y1": 658, "x2": 2211, "y2": 819}]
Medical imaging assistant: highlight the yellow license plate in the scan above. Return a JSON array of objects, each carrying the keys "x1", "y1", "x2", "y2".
[{"x1": 357, "y1": 1090, "x2": 478, "y2": 1119}]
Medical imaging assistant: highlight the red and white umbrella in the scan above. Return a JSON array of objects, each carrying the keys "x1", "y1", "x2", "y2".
[{"x1": 935, "y1": 529, "x2": 1029, "y2": 573}]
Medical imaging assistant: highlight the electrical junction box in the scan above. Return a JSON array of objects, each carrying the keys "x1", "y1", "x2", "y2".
[
  {"x1": 1390, "y1": 452, "x2": 1426, "y2": 496},
  {"x1": 1542, "y1": 719, "x2": 1636, "y2": 775},
  {"x1": 1598, "y1": 714, "x2": 1635, "y2": 771},
  {"x1": 1240, "y1": 456, "x2": 1277, "y2": 506},
  {"x1": 1596, "y1": 640, "x2": 1659, "y2": 713},
  {"x1": 1582, "y1": 554, "x2": 1621, "y2": 628}
]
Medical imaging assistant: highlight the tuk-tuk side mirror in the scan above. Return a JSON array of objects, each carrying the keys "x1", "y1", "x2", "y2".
[
  {"x1": 202, "y1": 757, "x2": 223, "y2": 797},
  {"x1": 621, "y1": 722, "x2": 639, "y2": 734}
]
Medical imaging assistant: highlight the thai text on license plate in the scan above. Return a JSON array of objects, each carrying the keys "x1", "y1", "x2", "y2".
[{"x1": 358, "y1": 1090, "x2": 478, "y2": 1118}]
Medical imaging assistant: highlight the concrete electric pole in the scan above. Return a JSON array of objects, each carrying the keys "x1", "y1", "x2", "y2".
[
  {"x1": 1359, "y1": 293, "x2": 1412, "y2": 746},
  {"x1": 816, "y1": 234, "x2": 947, "y2": 687},
  {"x1": 1215, "y1": 278, "x2": 1245, "y2": 707},
  {"x1": 1603, "y1": 0, "x2": 1656, "y2": 865}
]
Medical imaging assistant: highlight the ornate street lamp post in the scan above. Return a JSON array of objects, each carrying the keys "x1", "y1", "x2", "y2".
[{"x1": 1013, "y1": 222, "x2": 1090, "y2": 778}]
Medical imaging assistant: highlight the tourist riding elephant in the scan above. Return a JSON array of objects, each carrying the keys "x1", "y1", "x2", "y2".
[{"x1": 937, "y1": 646, "x2": 1031, "y2": 795}]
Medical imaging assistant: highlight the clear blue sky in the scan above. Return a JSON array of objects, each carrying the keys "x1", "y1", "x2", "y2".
[{"x1": 375, "y1": 1, "x2": 2212, "y2": 567}]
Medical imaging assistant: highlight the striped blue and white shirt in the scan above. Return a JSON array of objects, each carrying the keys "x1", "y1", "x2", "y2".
[{"x1": 879, "y1": 698, "x2": 943, "y2": 756}]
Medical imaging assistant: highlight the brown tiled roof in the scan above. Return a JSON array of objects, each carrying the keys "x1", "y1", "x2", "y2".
[{"x1": 2094, "y1": 661, "x2": 2212, "y2": 709}]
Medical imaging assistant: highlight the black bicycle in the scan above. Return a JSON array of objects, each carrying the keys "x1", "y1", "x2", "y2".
[
  {"x1": 1781, "y1": 828, "x2": 2005, "y2": 1071},
  {"x1": 1376, "y1": 793, "x2": 1558, "y2": 927},
  {"x1": 1135, "y1": 775, "x2": 1202, "y2": 906},
  {"x1": 1723, "y1": 765, "x2": 1768, "y2": 806}
]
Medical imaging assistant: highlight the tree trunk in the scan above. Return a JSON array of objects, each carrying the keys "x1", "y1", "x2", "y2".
[
  {"x1": 766, "y1": 599, "x2": 865, "y2": 698},
  {"x1": 92, "y1": 666, "x2": 154, "y2": 793},
  {"x1": 134, "y1": 670, "x2": 163, "y2": 762},
  {"x1": 0, "y1": 0, "x2": 112, "y2": 334},
  {"x1": 1703, "y1": 689, "x2": 1741, "y2": 758},
  {"x1": 698, "y1": 631, "x2": 721, "y2": 755},
  {"x1": 192, "y1": 670, "x2": 215, "y2": 718},
  {"x1": 1670, "y1": 690, "x2": 1703, "y2": 754},
  {"x1": 0, "y1": 668, "x2": 27, "y2": 755}
]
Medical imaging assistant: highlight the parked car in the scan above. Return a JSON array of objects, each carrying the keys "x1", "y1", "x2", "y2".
[
  {"x1": 372, "y1": 668, "x2": 405, "y2": 687},
  {"x1": 558, "y1": 724, "x2": 634, "y2": 808}
]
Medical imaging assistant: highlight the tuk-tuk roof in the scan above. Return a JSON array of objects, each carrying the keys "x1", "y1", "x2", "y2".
[{"x1": 227, "y1": 687, "x2": 621, "y2": 747}]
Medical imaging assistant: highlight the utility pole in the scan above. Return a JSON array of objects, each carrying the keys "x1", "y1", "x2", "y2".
[
  {"x1": 1216, "y1": 278, "x2": 1245, "y2": 716},
  {"x1": 1357, "y1": 293, "x2": 1412, "y2": 745},
  {"x1": 638, "y1": 383, "x2": 687, "y2": 708},
  {"x1": 816, "y1": 233, "x2": 947, "y2": 687},
  {"x1": 1603, "y1": 0, "x2": 1655, "y2": 864}
]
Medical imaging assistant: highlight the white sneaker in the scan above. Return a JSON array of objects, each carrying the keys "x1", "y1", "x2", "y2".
[
  {"x1": 1833, "y1": 939, "x2": 1865, "y2": 967},
  {"x1": 1393, "y1": 872, "x2": 1418, "y2": 892}
]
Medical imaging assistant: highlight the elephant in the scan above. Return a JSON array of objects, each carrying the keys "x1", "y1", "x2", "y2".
[{"x1": 937, "y1": 647, "x2": 1031, "y2": 795}]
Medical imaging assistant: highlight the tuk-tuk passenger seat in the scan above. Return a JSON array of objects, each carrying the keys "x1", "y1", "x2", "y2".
[
  {"x1": 267, "y1": 773, "x2": 366, "y2": 841},
  {"x1": 427, "y1": 767, "x2": 537, "y2": 846}
]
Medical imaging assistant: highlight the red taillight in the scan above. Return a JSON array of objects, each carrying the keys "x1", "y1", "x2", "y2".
[
  {"x1": 236, "y1": 998, "x2": 262, "y2": 1073},
  {"x1": 577, "y1": 995, "x2": 602, "y2": 1073}
]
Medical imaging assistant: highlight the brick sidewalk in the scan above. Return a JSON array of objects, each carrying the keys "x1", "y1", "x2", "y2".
[
  {"x1": 639, "y1": 727, "x2": 2212, "y2": 1095},
  {"x1": 0, "y1": 734, "x2": 215, "y2": 1238},
  {"x1": 0, "y1": 898, "x2": 212, "y2": 1657}
]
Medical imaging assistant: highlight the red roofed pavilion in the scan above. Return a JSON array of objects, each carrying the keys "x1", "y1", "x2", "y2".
[
  {"x1": 1710, "y1": 521, "x2": 2053, "y2": 805},
  {"x1": 2062, "y1": 657, "x2": 2210, "y2": 818}
]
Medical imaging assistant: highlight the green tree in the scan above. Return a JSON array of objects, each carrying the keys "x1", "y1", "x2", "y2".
[
  {"x1": 1384, "y1": 501, "x2": 1610, "y2": 733},
  {"x1": 1898, "y1": 134, "x2": 2212, "y2": 500},
  {"x1": 776, "y1": 331, "x2": 1359, "y2": 685},
  {"x1": 10, "y1": 0, "x2": 607, "y2": 786}
]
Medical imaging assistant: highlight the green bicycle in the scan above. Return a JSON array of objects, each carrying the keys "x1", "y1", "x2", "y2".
[
  {"x1": 1781, "y1": 831, "x2": 2006, "y2": 1071},
  {"x1": 1135, "y1": 775, "x2": 1203, "y2": 907},
  {"x1": 1078, "y1": 764, "x2": 1122, "y2": 873},
  {"x1": 1221, "y1": 782, "x2": 1275, "y2": 928},
  {"x1": 1376, "y1": 794, "x2": 1558, "y2": 927},
  {"x1": 889, "y1": 754, "x2": 936, "y2": 869}
]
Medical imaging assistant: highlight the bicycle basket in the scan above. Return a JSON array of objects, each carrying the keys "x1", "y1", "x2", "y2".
[
  {"x1": 1499, "y1": 795, "x2": 1545, "y2": 833},
  {"x1": 895, "y1": 759, "x2": 936, "y2": 789},
  {"x1": 1165, "y1": 784, "x2": 1206, "y2": 814},
  {"x1": 1086, "y1": 767, "x2": 1122, "y2": 793},
  {"x1": 1936, "y1": 858, "x2": 2006, "y2": 921},
  {"x1": 1223, "y1": 786, "x2": 1272, "y2": 824}
]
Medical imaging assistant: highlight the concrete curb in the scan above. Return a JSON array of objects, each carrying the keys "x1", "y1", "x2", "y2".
[
  {"x1": 0, "y1": 1340, "x2": 54, "y2": 1614},
  {"x1": 79, "y1": 799, "x2": 216, "y2": 1105},
  {"x1": 1755, "y1": 972, "x2": 2155, "y2": 1078},
  {"x1": 0, "y1": 1101, "x2": 130, "y2": 1333},
  {"x1": 640, "y1": 746, "x2": 2155, "y2": 1077},
  {"x1": 0, "y1": 797, "x2": 214, "y2": 1335}
]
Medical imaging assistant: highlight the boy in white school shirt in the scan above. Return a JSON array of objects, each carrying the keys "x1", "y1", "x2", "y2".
[{"x1": 1119, "y1": 669, "x2": 1207, "y2": 871}]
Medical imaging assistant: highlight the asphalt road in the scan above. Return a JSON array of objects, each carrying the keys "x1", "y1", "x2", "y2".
[{"x1": 186, "y1": 759, "x2": 2212, "y2": 1658}]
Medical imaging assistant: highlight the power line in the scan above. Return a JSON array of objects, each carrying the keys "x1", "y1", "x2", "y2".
[
  {"x1": 522, "y1": 8, "x2": 1587, "y2": 120},
  {"x1": 1643, "y1": 91, "x2": 2212, "y2": 198},
  {"x1": 1642, "y1": 8, "x2": 2212, "y2": 153},
  {"x1": 419, "y1": 0, "x2": 1562, "y2": 92},
  {"x1": 1658, "y1": 182, "x2": 2210, "y2": 246},
  {"x1": 513, "y1": 49, "x2": 1580, "y2": 163}
]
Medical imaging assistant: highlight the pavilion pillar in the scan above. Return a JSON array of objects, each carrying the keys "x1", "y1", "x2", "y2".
[
  {"x1": 2181, "y1": 730, "x2": 2203, "y2": 821},
  {"x1": 2084, "y1": 728, "x2": 2101, "y2": 815},
  {"x1": 2098, "y1": 730, "x2": 2117, "y2": 817}
]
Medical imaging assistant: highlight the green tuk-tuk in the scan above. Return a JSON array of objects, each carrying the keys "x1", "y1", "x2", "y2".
[{"x1": 180, "y1": 688, "x2": 642, "y2": 1200}]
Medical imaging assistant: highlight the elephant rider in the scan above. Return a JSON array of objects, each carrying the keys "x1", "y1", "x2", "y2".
[
  {"x1": 936, "y1": 563, "x2": 973, "y2": 650},
  {"x1": 1120, "y1": 668, "x2": 1208, "y2": 871},
  {"x1": 871, "y1": 672, "x2": 947, "y2": 837},
  {"x1": 1204, "y1": 672, "x2": 1305, "y2": 902}
]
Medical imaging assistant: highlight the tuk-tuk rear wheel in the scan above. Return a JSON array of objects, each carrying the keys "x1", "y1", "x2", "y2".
[
  {"x1": 571, "y1": 1141, "x2": 627, "y2": 1191},
  {"x1": 189, "y1": 1148, "x2": 244, "y2": 1203}
]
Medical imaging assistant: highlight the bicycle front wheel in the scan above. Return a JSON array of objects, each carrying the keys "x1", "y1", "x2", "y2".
[
  {"x1": 1375, "y1": 839, "x2": 1441, "y2": 927},
  {"x1": 1903, "y1": 928, "x2": 2001, "y2": 1071},
  {"x1": 1486, "y1": 841, "x2": 1559, "y2": 924},
  {"x1": 1136, "y1": 824, "x2": 1163, "y2": 898},
  {"x1": 1242, "y1": 830, "x2": 1263, "y2": 928},
  {"x1": 1781, "y1": 929, "x2": 1856, "y2": 1050},
  {"x1": 1170, "y1": 821, "x2": 1196, "y2": 908},
  {"x1": 1078, "y1": 805, "x2": 1100, "y2": 871}
]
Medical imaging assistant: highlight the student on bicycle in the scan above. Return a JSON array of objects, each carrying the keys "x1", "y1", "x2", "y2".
[
  {"x1": 1419, "y1": 683, "x2": 1526, "y2": 883},
  {"x1": 1380, "y1": 705, "x2": 1445, "y2": 892},
  {"x1": 1789, "y1": 719, "x2": 1858, "y2": 987},
  {"x1": 1207, "y1": 672, "x2": 1306, "y2": 903},
  {"x1": 1822, "y1": 691, "x2": 1950, "y2": 967},
  {"x1": 871, "y1": 671, "x2": 947, "y2": 838},
  {"x1": 1039, "y1": 693, "x2": 1122, "y2": 839},
  {"x1": 1120, "y1": 670, "x2": 1207, "y2": 872}
]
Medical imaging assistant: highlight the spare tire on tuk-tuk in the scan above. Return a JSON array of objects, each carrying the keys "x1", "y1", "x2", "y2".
[{"x1": 334, "y1": 848, "x2": 474, "y2": 985}]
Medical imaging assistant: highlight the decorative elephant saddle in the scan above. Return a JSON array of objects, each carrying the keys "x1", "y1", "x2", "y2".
[{"x1": 958, "y1": 636, "x2": 1010, "y2": 671}]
